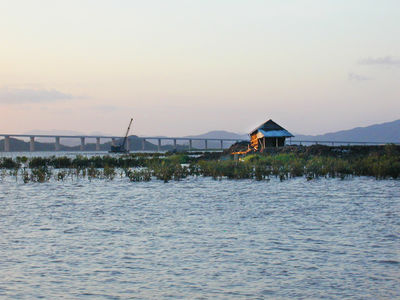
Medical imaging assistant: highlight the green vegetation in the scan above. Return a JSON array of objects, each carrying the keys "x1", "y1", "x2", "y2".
[{"x1": 0, "y1": 145, "x2": 399, "y2": 183}]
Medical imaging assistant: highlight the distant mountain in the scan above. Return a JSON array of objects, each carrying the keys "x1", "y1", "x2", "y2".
[
  {"x1": 184, "y1": 130, "x2": 249, "y2": 140},
  {"x1": 2, "y1": 120, "x2": 399, "y2": 152},
  {"x1": 183, "y1": 130, "x2": 249, "y2": 149},
  {"x1": 0, "y1": 135, "x2": 168, "y2": 152},
  {"x1": 294, "y1": 119, "x2": 400, "y2": 143},
  {"x1": 143, "y1": 130, "x2": 249, "y2": 149}
]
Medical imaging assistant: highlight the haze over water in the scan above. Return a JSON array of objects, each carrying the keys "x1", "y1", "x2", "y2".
[
  {"x1": 1, "y1": 1, "x2": 400, "y2": 136},
  {"x1": 1, "y1": 174, "x2": 399, "y2": 299}
]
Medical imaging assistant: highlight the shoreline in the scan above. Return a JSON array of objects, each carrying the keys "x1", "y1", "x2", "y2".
[{"x1": 1, "y1": 144, "x2": 399, "y2": 182}]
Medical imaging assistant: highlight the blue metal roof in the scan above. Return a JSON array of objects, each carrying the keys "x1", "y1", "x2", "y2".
[
  {"x1": 258, "y1": 129, "x2": 294, "y2": 138},
  {"x1": 250, "y1": 119, "x2": 294, "y2": 137}
]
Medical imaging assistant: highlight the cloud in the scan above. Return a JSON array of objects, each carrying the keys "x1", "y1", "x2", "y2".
[
  {"x1": 0, "y1": 87, "x2": 74, "y2": 104},
  {"x1": 348, "y1": 72, "x2": 371, "y2": 81},
  {"x1": 358, "y1": 56, "x2": 400, "y2": 67}
]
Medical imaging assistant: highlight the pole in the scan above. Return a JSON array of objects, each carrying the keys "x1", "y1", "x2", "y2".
[
  {"x1": 30, "y1": 137, "x2": 35, "y2": 152},
  {"x1": 55, "y1": 137, "x2": 60, "y2": 151},
  {"x1": 96, "y1": 137, "x2": 101, "y2": 151},
  {"x1": 80, "y1": 137, "x2": 85, "y2": 151},
  {"x1": 4, "y1": 136, "x2": 10, "y2": 152}
]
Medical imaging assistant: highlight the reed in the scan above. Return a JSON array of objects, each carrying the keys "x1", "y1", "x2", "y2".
[
  {"x1": 1, "y1": 146, "x2": 399, "y2": 182},
  {"x1": 126, "y1": 169, "x2": 151, "y2": 182},
  {"x1": 102, "y1": 165, "x2": 116, "y2": 180},
  {"x1": 0, "y1": 157, "x2": 19, "y2": 169},
  {"x1": 30, "y1": 166, "x2": 51, "y2": 183}
]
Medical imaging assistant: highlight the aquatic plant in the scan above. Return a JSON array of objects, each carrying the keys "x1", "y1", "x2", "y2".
[
  {"x1": 30, "y1": 166, "x2": 51, "y2": 183},
  {"x1": 29, "y1": 157, "x2": 49, "y2": 169},
  {"x1": 126, "y1": 169, "x2": 151, "y2": 182},
  {"x1": 22, "y1": 168, "x2": 30, "y2": 183},
  {"x1": 16, "y1": 156, "x2": 28, "y2": 165},
  {"x1": 165, "y1": 154, "x2": 191, "y2": 164},
  {"x1": 50, "y1": 156, "x2": 72, "y2": 168},
  {"x1": 55, "y1": 170, "x2": 67, "y2": 181},
  {"x1": 254, "y1": 164, "x2": 270, "y2": 181},
  {"x1": 102, "y1": 165, "x2": 116, "y2": 180},
  {"x1": 1, "y1": 145, "x2": 399, "y2": 182},
  {"x1": 0, "y1": 157, "x2": 19, "y2": 169},
  {"x1": 87, "y1": 166, "x2": 101, "y2": 180}
]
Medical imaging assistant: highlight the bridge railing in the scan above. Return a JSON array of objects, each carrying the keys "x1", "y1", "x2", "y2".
[
  {"x1": 288, "y1": 140, "x2": 399, "y2": 146},
  {"x1": 0, "y1": 134, "x2": 244, "y2": 152},
  {"x1": 0, "y1": 134, "x2": 398, "y2": 152}
]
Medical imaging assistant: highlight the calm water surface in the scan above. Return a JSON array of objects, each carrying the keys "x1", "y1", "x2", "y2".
[{"x1": 0, "y1": 174, "x2": 399, "y2": 299}]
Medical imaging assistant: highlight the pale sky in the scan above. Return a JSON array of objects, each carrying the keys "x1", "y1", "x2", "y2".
[{"x1": 0, "y1": 0, "x2": 399, "y2": 136}]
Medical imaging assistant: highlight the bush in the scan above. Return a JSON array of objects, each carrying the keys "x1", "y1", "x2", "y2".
[
  {"x1": 0, "y1": 157, "x2": 19, "y2": 169},
  {"x1": 29, "y1": 157, "x2": 49, "y2": 168}
]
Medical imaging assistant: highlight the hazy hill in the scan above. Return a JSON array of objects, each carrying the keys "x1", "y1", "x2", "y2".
[
  {"x1": 2, "y1": 120, "x2": 399, "y2": 151},
  {"x1": 0, "y1": 136, "x2": 162, "y2": 152},
  {"x1": 184, "y1": 130, "x2": 248, "y2": 140},
  {"x1": 143, "y1": 130, "x2": 249, "y2": 149},
  {"x1": 295, "y1": 119, "x2": 400, "y2": 143},
  {"x1": 180, "y1": 130, "x2": 248, "y2": 148}
]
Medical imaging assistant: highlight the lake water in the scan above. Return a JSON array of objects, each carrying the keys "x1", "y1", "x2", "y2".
[{"x1": 0, "y1": 169, "x2": 399, "y2": 298}]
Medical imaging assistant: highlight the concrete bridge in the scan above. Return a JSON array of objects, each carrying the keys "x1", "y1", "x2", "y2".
[
  {"x1": 0, "y1": 134, "x2": 244, "y2": 152},
  {"x1": 1, "y1": 134, "x2": 397, "y2": 152}
]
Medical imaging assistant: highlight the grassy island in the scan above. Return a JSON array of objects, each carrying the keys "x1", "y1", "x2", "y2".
[{"x1": 1, "y1": 144, "x2": 399, "y2": 183}]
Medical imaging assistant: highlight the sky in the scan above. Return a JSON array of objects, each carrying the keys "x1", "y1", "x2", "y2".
[{"x1": 0, "y1": 0, "x2": 399, "y2": 136}]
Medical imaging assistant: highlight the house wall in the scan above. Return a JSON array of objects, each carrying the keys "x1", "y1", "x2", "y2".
[
  {"x1": 250, "y1": 134, "x2": 259, "y2": 150},
  {"x1": 263, "y1": 137, "x2": 285, "y2": 148},
  {"x1": 257, "y1": 137, "x2": 286, "y2": 150},
  {"x1": 250, "y1": 131, "x2": 287, "y2": 151}
]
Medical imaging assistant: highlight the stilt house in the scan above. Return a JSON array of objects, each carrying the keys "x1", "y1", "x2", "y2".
[{"x1": 250, "y1": 119, "x2": 294, "y2": 151}]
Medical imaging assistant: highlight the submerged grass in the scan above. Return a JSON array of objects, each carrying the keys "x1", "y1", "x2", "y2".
[{"x1": 1, "y1": 145, "x2": 399, "y2": 183}]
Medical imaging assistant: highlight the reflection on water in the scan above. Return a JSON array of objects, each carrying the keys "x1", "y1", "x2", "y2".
[{"x1": 0, "y1": 175, "x2": 399, "y2": 299}]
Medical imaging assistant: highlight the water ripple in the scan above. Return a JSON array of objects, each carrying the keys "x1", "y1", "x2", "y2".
[{"x1": 0, "y1": 176, "x2": 399, "y2": 299}]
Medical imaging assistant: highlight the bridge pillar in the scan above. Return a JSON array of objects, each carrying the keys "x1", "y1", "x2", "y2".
[
  {"x1": 80, "y1": 137, "x2": 85, "y2": 151},
  {"x1": 55, "y1": 137, "x2": 60, "y2": 151},
  {"x1": 126, "y1": 138, "x2": 130, "y2": 151},
  {"x1": 158, "y1": 139, "x2": 161, "y2": 152},
  {"x1": 4, "y1": 136, "x2": 10, "y2": 152},
  {"x1": 205, "y1": 139, "x2": 208, "y2": 150},
  {"x1": 142, "y1": 139, "x2": 146, "y2": 151},
  {"x1": 189, "y1": 139, "x2": 192, "y2": 151},
  {"x1": 96, "y1": 137, "x2": 101, "y2": 151},
  {"x1": 111, "y1": 138, "x2": 116, "y2": 146},
  {"x1": 30, "y1": 137, "x2": 35, "y2": 152},
  {"x1": 173, "y1": 139, "x2": 177, "y2": 150},
  {"x1": 220, "y1": 140, "x2": 223, "y2": 149}
]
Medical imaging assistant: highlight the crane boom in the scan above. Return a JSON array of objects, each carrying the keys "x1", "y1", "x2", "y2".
[
  {"x1": 121, "y1": 118, "x2": 133, "y2": 150},
  {"x1": 109, "y1": 118, "x2": 134, "y2": 153}
]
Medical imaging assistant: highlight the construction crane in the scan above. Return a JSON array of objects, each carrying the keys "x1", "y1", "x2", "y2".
[{"x1": 109, "y1": 118, "x2": 133, "y2": 153}]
